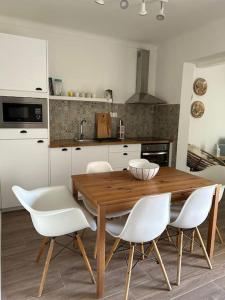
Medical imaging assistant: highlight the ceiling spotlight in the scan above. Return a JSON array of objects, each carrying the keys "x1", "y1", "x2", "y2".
[
  {"x1": 156, "y1": 0, "x2": 168, "y2": 21},
  {"x1": 139, "y1": 0, "x2": 147, "y2": 16},
  {"x1": 95, "y1": 0, "x2": 104, "y2": 5},
  {"x1": 120, "y1": 0, "x2": 129, "y2": 9}
]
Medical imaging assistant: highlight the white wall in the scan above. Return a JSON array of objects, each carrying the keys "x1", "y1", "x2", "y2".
[
  {"x1": 155, "y1": 17, "x2": 225, "y2": 105},
  {"x1": 0, "y1": 16, "x2": 157, "y2": 103},
  {"x1": 189, "y1": 63, "x2": 225, "y2": 154}
]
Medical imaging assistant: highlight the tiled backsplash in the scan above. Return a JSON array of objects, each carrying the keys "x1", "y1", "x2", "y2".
[{"x1": 49, "y1": 100, "x2": 180, "y2": 165}]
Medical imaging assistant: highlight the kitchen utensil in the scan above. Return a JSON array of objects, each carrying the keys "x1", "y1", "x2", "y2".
[{"x1": 96, "y1": 113, "x2": 112, "y2": 139}]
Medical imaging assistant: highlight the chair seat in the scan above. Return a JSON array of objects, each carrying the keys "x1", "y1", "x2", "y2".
[
  {"x1": 83, "y1": 197, "x2": 130, "y2": 219},
  {"x1": 106, "y1": 216, "x2": 128, "y2": 237}
]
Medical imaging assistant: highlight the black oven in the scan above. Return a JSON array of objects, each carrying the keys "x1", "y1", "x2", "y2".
[
  {"x1": 0, "y1": 96, "x2": 48, "y2": 128},
  {"x1": 141, "y1": 143, "x2": 170, "y2": 167}
]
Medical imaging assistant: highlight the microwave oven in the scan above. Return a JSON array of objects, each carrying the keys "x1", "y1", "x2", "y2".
[{"x1": 0, "y1": 96, "x2": 48, "y2": 128}]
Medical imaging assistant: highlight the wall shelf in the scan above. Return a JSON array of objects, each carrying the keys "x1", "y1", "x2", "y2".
[{"x1": 49, "y1": 95, "x2": 112, "y2": 103}]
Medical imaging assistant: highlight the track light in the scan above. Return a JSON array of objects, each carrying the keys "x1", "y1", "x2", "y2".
[
  {"x1": 95, "y1": 0, "x2": 104, "y2": 5},
  {"x1": 120, "y1": 0, "x2": 129, "y2": 9},
  {"x1": 156, "y1": 0, "x2": 168, "y2": 21},
  {"x1": 139, "y1": 0, "x2": 147, "y2": 16}
]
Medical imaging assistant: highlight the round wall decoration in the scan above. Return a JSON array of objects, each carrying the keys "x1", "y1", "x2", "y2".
[
  {"x1": 193, "y1": 78, "x2": 207, "y2": 96},
  {"x1": 191, "y1": 101, "x2": 205, "y2": 118}
]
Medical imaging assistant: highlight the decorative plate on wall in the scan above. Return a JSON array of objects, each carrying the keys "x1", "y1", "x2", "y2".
[
  {"x1": 191, "y1": 101, "x2": 205, "y2": 118},
  {"x1": 193, "y1": 78, "x2": 207, "y2": 96}
]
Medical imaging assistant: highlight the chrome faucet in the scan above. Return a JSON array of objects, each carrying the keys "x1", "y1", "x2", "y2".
[{"x1": 79, "y1": 119, "x2": 87, "y2": 140}]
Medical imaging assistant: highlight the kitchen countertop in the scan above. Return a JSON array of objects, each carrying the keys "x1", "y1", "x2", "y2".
[{"x1": 49, "y1": 137, "x2": 172, "y2": 148}]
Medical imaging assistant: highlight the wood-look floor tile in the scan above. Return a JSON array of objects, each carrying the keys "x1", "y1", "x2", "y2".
[{"x1": 172, "y1": 282, "x2": 225, "y2": 300}]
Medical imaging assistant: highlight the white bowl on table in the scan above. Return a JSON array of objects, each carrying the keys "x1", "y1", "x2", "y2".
[{"x1": 129, "y1": 159, "x2": 160, "y2": 181}]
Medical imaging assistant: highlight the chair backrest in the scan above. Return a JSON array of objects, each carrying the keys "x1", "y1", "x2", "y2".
[
  {"x1": 12, "y1": 185, "x2": 96, "y2": 236},
  {"x1": 192, "y1": 165, "x2": 225, "y2": 200},
  {"x1": 171, "y1": 185, "x2": 216, "y2": 229},
  {"x1": 86, "y1": 161, "x2": 113, "y2": 174},
  {"x1": 119, "y1": 193, "x2": 171, "y2": 243}
]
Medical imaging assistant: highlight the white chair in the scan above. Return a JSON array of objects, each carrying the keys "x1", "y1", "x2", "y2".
[
  {"x1": 83, "y1": 161, "x2": 131, "y2": 259},
  {"x1": 191, "y1": 165, "x2": 225, "y2": 243},
  {"x1": 169, "y1": 185, "x2": 216, "y2": 285},
  {"x1": 12, "y1": 185, "x2": 96, "y2": 297},
  {"x1": 83, "y1": 161, "x2": 130, "y2": 218},
  {"x1": 105, "y1": 193, "x2": 172, "y2": 300}
]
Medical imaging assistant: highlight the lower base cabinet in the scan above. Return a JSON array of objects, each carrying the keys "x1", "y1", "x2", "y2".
[
  {"x1": 49, "y1": 144, "x2": 141, "y2": 191},
  {"x1": 50, "y1": 147, "x2": 72, "y2": 190},
  {"x1": 72, "y1": 146, "x2": 109, "y2": 175},
  {"x1": 0, "y1": 139, "x2": 49, "y2": 209}
]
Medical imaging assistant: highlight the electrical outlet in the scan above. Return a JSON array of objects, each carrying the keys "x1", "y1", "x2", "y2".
[{"x1": 110, "y1": 112, "x2": 118, "y2": 118}]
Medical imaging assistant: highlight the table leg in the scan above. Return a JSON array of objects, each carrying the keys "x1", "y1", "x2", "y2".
[
  {"x1": 72, "y1": 181, "x2": 78, "y2": 201},
  {"x1": 207, "y1": 184, "x2": 221, "y2": 258},
  {"x1": 97, "y1": 205, "x2": 106, "y2": 298}
]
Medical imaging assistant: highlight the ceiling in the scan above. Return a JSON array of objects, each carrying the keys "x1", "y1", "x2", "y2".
[{"x1": 0, "y1": 0, "x2": 225, "y2": 44}]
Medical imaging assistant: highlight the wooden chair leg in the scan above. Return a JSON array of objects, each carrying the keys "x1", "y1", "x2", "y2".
[
  {"x1": 38, "y1": 238, "x2": 54, "y2": 297},
  {"x1": 196, "y1": 227, "x2": 212, "y2": 269},
  {"x1": 190, "y1": 229, "x2": 195, "y2": 253},
  {"x1": 216, "y1": 225, "x2": 224, "y2": 244},
  {"x1": 146, "y1": 237, "x2": 159, "y2": 257},
  {"x1": 105, "y1": 238, "x2": 120, "y2": 268},
  {"x1": 141, "y1": 243, "x2": 145, "y2": 260},
  {"x1": 166, "y1": 229, "x2": 172, "y2": 243},
  {"x1": 124, "y1": 245, "x2": 135, "y2": 300},
  {"x1": 152, "y1": 240, "x2": 172, "y2": 291},
  {"x1": 177, "y1": 229, "x2": 183, "y2": 286},
  {"x1": 36, "y1": 237, "x2": 49, "y2": 263},
  {"x1": 75, "y1": 234, "x2": 96, "y2": 284}
]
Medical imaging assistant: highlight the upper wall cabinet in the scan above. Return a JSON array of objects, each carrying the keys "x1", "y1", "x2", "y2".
[{"x1": 0, "y1": 33, "x2": 48, "y2": 94}]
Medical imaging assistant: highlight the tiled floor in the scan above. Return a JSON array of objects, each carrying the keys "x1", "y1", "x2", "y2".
[{"x1": 2, "y1": 201, "x2": 225, "y2": 300}]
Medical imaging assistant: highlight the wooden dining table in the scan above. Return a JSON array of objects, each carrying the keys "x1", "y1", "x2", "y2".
[{"x1": 72, "y1": 167, "x2": 221, "y2": 298}]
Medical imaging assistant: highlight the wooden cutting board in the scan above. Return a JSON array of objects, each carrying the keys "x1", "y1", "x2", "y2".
[{"x1": 96, "y1": 113, "x2": 112, "y2": 139}]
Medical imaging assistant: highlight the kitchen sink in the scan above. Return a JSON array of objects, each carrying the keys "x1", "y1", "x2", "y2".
[{"x1": 75, "y1": 139, "x2": 96, "y2": 142}]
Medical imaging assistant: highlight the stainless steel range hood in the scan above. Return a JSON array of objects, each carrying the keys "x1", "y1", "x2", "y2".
[{"x1": 126, "y1": 49, "x2": 167, "y2": 105}]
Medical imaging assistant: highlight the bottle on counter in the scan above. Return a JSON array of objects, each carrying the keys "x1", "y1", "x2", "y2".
[{"x1": 118, "y1": 119, "x2": 125, "y2": 140}]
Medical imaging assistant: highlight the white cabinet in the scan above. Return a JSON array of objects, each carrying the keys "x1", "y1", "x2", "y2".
[
  {"x1": 50, "y1": 148, "x2": 72, "y2": 190},
  {"x1": 0, "y1": 139, "x2": 49, "y2": 209},
  {"x1": 72, "y1": 146, "x2": 108, "y2": 175},
  {"x1": 0, "y1": 33, "x2": 48, "y2": 93},
  {"x1": 109, "y1": 144, "x2": 141, "y2": 170}
]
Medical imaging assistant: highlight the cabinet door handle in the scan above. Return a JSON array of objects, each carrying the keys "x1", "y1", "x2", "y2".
[
  {"x1": 20, "y1": 130, "x2": 27, "y2": 133},
  {"x1": 123, "y1": 153, "x2": 128, "y2": 156},
  {"x1": 62, "y1": 148, "x2": 68, "y2": 151},
  {"x1": 35, "y1": 87, "x2": 43, "y2": 91},
  {"x1": 123, "y1": 145, "x2": 128, "y2": 148},
  {"x1": 37, "y1": 140, "x2": 44, "y2": 143},
  {"x1": 75, "y1": 147, "x2": 81, "y2": 150}
]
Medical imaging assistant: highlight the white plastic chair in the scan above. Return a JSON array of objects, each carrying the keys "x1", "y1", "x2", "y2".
[
  {"x1": 169, "y1": 185, "x2": 216, "y2": 285},
  {"x1": 83, "y1": 161, "x2": 131, "y2": 259},
  {"x1": 12, "y1": 185, "x2": 96, "y2": 297},
  {"x1": 105, "y1": 193, "x2": 172, "y2": 300},
  {"x1": 191, "y1": 166, "x2": 225, "y2": 244},
  {"x1": 83, "y1": 161, "x2": 130, "y2": 218}
]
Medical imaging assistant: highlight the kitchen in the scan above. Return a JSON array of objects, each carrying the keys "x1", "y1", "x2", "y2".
[{"x1": 1, "y1": 1, "x2": 225, "y2": 300}]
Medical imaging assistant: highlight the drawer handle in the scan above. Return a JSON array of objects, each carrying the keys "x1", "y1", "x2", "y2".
[
  {"x1": 62, "y1": 148, "x2": 68, "y2": 151},
  {"x1": 20, "y1": 130, "x2": 27, "y2": 133},
  {"x1": 35, "y1": 87, "x2": 43, "y2": 91},
  {"x1": 75, "y1": 147, "x2": 81, "y2": 151},
  {"x1": 123, "y1": 145, "x2": 128, "y2": 148},
  {"x1": 123, "y1": 153, "x2": 128, "y2": 156},
  {"x1": 37, "y1": 140, "x2": 44, "y2": 143}
]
